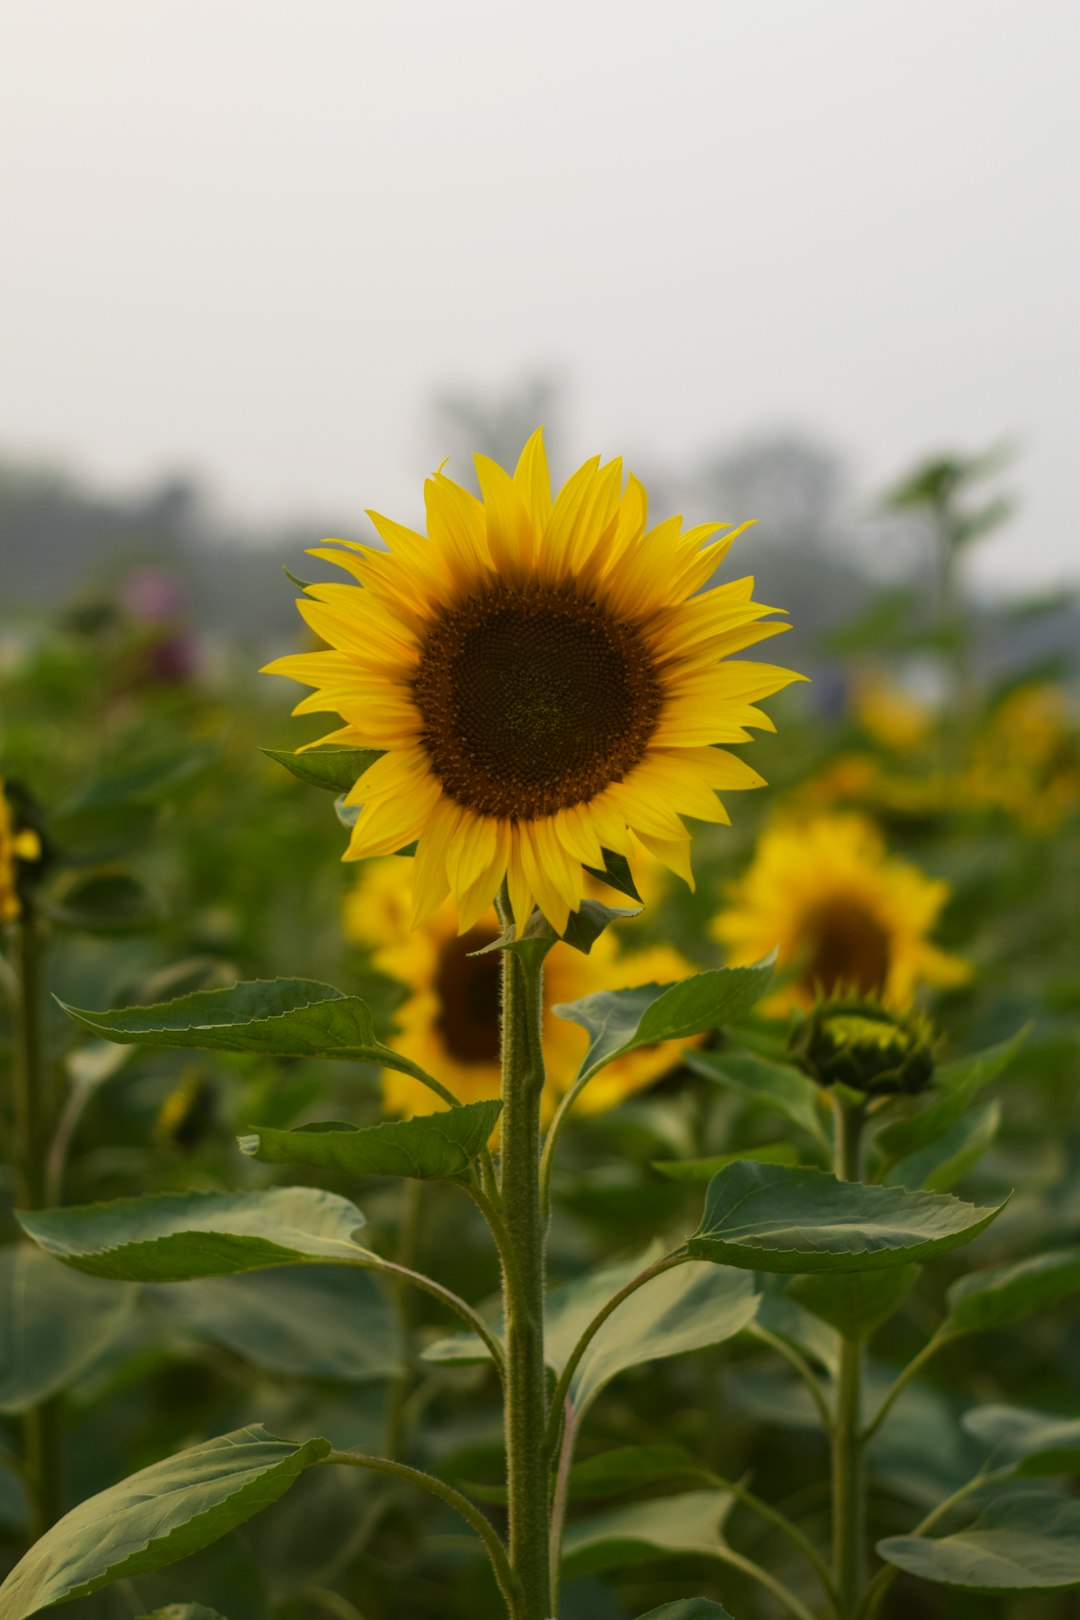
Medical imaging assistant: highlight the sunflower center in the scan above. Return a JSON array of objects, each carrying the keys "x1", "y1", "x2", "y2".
[
  {"x1": 799, "y1": 897, "x2": 892, "y2": 997},
  {"x1": 413, "y1": 581, "x2": 663, "y2": 818},
  {"x1": 434, "y1": 925, "x2": 503, "y2": 1064}
]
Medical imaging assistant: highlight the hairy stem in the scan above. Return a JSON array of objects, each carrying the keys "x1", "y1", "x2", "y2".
[
  {"x1": 8, "y1": 908, "x2": 63, "y2": 1541},
  {"x1": 496, "y1": 889, "x2": 553, "y2": 1620},
  {"x1": 831, "y1": 1095, "x2": 866, "y2": 1618}
]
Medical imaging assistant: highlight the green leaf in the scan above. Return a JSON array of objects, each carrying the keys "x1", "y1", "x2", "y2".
[
  {"x1": 652, "y1": 1143, "x2": 801, "y2": 1183},
  {"x1": 423, "y1": 1251, "x2": 757, "y2": 1407},
  {"x1": 56, "y1": 978, "x2": 434, "y2": 1086},
  {"x1": 562, "y1": 1259, "x2": 758, "y2": 1417},
  {"x1": 0, "y1": 1246, "x2": 138, "y2": 1413},
  {"x1": 262, "y1": 747, "x2": 383, "y2": 794},
  {"x1": 46, "y1": 870, "x2": 162, "y2": 933},
  {"x1": 962, "y1": 1404, "x2": 1080, "y2": 1476},
  {"x1": 561, "y1": 1490, "x2": 734, "y2": 1578},
  {"x1": 888, "y1": 1100, "x2": 1000, "y2": 1193},
  {"x1": 0, "y1": 1426, "x2": 331, "y2": 1618},
  {"x1": 877, "y1": 1491, "x2": 1080, "y2": 1592},
  {"x1": 569, "y1": 1445, "x2": 711, "y2": 1502},
  {"x1": 556, "y1": 964, "x2": 773, "y2": 1083},
  {"x1": 943, "y1": 1246, "x2": 1080, "y2": 1336},
  {"x1": 583, "y1": 849, "x2": 642, "y2": 904},
  {"x1": 788, "y1": 1265, "x2": 920, "y2": 1342},
  {"x1": 139, "y1": 1608, "x2": 230, "y2": 1620},
  {"x1": 58, "y1": 749, "x2": 216, "y2": 815},
  {"x1": 874, "y1": 1027, "x2": 1028, "y2": 1169},
  {"x1": 146, "y1": 1268, "x2": 401, "y2": 1381},
  {"x1": 19, "y1": 1188, "x2": 370, "y2": 1282},
  {"x1": 687, "y1": 1162, "x2": 1006, "y2": 1273},
  {"x1": 686, "y1": 1049, "x2": 828, "y2": 1149},
  {"x1": 633, "y1": 1604, "x2": 734, "y2": 1620},
  {"x1": 474, "y1": 897, "x2": 642, "y2": 960},
  {"x1": 238, "y1": 1100, "x2": 501, "y2": 1182}
]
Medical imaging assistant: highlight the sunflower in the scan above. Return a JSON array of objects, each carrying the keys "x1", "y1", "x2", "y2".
[
  {"x1": 0, "y1": 780, "x2": 42, "y2": 924},
  {"x1": 711, "y1": 812, "x2": 969, "y2": 1012},
  {"x1": 266, "y1": 429, "x2": 801, "y2": 934},
  {"x1": 345, "y1": 857, "x2": 698, "y2": 1120}
]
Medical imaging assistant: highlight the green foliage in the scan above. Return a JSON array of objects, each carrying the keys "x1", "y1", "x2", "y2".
[
  {"x1": 262, "y1": 746, "x2": 384, "y2": 793},
  {"x1": 873, "y1": 1027, "x2": 1029, "y2": 1170},
  {"x1": 688, "y1": 1161, "x2": 1006, "y2": 1272},
  {"x1": 943, "y1": 1246, "x2": 1080, "y2": 1336},
  {"x1": 633, "y1": 1606, "x2": 734, "y2": 1620},
  {"x1": 878, "y1": 1492, "x2": 1080, "y2": 1592},
  {"x1": 238, "y1": 1100, "x2": 502, "y2": 1181},
  {"x1": 0, "y1": 1246, "x2": 138, "y2": 1412},
  {"x1": 788, "y1": 1264, "x2": 920, "y2": 1341},
  {"x1": 0, "y1": 1427, "x2": 331, "y2": 1618},
  {"x1": 961, "y1": 1404, "x2": 1080, "y2": 1475},
  {"x1": 19, "y1": 1187, "x2": 370, "y2": 1280},
  {"x1": 561, "y1": 1490, "x2": 734, "y2": 1579},
  {"x1": 686, "y1": 1048, "x2": 828, "y2": 1148},
  {"x1": 556, "y1": 964, "x2": 774, "y2": 1082}
]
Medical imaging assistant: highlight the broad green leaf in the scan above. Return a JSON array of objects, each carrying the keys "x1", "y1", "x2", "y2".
[
  {"x1": 561, "y1": 1489, "x2": 734, "y2": 1578},
  {"x1": 0, "y1": 1426, "x2": 331, "y2": 1618},
  {"x1": 139, "y1": 1609, "x2": 229, "y2": 1620},
  {"x1": 634, "y1": 1605, "x2": 734, "y2": 1620},
  {"x1": 238, "y1": 1100, "x2": 501, "y2": 1181},
  {"x1": 686, "y1": 1049, "x2": 828, "y2": 1149},
  {"x1": 56, "y1": 979, "x2": 435, "y2": 1086},
  {"x1": 962, "y1": 1405, "x2": 1080, "y2": 1476},
  {"x1": 889, "y1": 1100, "x2": 1000, "y2": 1193},
  {"x1": 46, "y1": 870, "x2": 162, "y2": 933},
  {"x1": 687, "y1": 1162, "x2": 1006, "y2": 1273},
  {"x1": 878, "y1": 1491, "x2": 1080, "y2": 1592},
  {"x1": 262, "y1": 746, "x2": 383, "y2": 793},
  {"x1": 874, "y1": 1027, "x2": 1028, "y2": 1169},
  {"x1": 653, "y1": 1143, "x2": 801, "y2": 1183},
  {"x1": 0, "y1": 1246, "x2": 138, "y2": 1413},
  {"x1": 423, "y1": 1253, "x2": 756, "y2": 1412},
  {"x1": 569, "y1": 1445, "x2": 711, "y2": 1502},
  {"x1": 19, "y1": 1188, "x2": 370, "y2": 1282},
  {"x1": 556, "y1": 964, "x2": 773, "y2": 1082},
  {"x1": 944, "y1": 1246, "x2": 1080, "y2": 1336},
  {"x1": 565, "y1": 1259, "x2": 758, "y2": 1417},
  {"x1": 788, "y1": 1264, "x2": 920, "y2": 1342},
  {"x1": 146, "y1": 1267, "x2": 402, "y2": 1381}
]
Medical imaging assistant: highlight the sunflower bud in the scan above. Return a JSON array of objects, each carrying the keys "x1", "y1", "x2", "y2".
[{"x1": 789, "y1": 997, "x2": 935, "y2": 1096}]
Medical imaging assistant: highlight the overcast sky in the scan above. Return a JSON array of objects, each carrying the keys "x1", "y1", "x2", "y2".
[{"x1": 2, "y1": 0, "x2": 1077, "y2": 590}]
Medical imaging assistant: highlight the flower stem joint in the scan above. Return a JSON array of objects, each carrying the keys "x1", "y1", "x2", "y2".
[{"x1": 789, "y1": 996, "x2": 936, "y2": 1097}]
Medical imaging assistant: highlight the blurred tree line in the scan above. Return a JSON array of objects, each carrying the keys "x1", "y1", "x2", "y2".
[{"x1": 1, "y1": 383, "x2": 1076, "y2": 692}]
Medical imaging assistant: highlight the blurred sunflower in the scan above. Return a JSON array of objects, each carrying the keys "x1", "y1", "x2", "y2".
[
  {"x1": 965, "y1": 684, "x2": 1080, "y2": 832},
  {"x1": 852, "y1": 671, "x2": 932, "y2": 753},
  {"x1": 267, "y1": 428, "x2": 802, "y2": 934},
  {"x1": 0, "y1": 780, "x2": 42, "y2": 923},
  {"x1": 711, "y1": 812, "x2": 969, "y2": 1012},
  {"x1": 345, "y1": 857, "x2": 698, "y2": 1120}
]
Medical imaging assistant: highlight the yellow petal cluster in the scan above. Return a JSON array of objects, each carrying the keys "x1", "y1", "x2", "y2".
[
  {"x1": 267, "y1": 429, "x2": 802, "y2": 934},
  {"x1": 712, "y1": 811, "x2": 969, "y2": 1012}
]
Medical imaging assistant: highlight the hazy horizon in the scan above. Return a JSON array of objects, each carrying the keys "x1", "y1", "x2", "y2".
[{"x1": 3, "y1": 0, "x2": 1077, "y2": 590}]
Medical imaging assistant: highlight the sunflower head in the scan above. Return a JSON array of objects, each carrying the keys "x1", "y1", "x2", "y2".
[
  {"x1": 711, "y1": 811, "x2": 970, "y2": 1012},
  {"x1": 344, "y1": 856, "x2": 699, "y2": 1124},
  {"x1": 0, "y1": 778, "x2": 44, "y2": 924},
  {"x1": 266, "y1": 429, "x2": 803, "y2": 936},
  {"x1": 790, "y1": 996, "x2": 936, "y2": 1096}
]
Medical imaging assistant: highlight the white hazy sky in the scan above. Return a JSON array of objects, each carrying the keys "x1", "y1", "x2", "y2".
[{"x1": 2, "y1": 0, "x2": 1077, "y2": 589}]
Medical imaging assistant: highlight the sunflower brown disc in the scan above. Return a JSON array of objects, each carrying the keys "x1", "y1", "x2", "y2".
[
  {"x1": 799, "y1": 897, "x2": 892, "y2": 998},
  {"x1": 433, "y1": 925, "x2": 502, "y2": 1064},
  {"x1": 412, "y1": 581, "x2": 663, "y2": 818}
]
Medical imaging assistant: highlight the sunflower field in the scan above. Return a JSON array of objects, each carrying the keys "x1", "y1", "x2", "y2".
[{"x1": 1, "y1": 433, "x2": 1078, "y2": 1620}]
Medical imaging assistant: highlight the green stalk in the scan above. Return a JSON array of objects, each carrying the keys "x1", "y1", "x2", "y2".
[
  {"x1": 8, "y1": 905, "x2": 63, "y2": 1538},
  {"x1": 495, "y1": 887, "x2": 552, "y2": 1620},
  {"x1": 831, "y1": 1095, "x2": 866, "y2": 1618}
]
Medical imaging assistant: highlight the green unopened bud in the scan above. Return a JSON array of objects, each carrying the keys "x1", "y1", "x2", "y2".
[{"x1": 790, "y1": 997, "x2": 935, "y2": 1096}]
